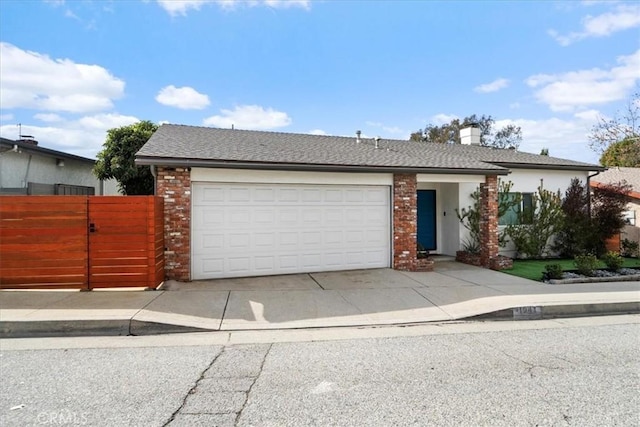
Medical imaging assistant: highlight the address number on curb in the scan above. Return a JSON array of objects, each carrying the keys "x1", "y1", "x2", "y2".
[{"x1": 513, "y1": 306, "x2": 543, "y2": 320}]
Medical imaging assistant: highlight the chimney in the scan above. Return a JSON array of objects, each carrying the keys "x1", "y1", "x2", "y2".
[
  {"x1": 460, "y1": 124, "x2": 481, "y2": 145},
  {"x1": 18, "y1": 135, "x2": 38, "y2": 146}
]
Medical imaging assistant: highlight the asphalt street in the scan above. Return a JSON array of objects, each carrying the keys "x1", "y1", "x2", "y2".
[{"x1": 1, "y1": 316, "x2": 639, "y2": 426}]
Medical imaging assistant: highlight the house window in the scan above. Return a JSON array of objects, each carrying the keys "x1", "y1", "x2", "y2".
[
  {"x1": 499, "y1": 193, "x2": 533, "y2": 226},
  {"x1": 623, "y1": 210, "x2": 636, "y2": 226}
]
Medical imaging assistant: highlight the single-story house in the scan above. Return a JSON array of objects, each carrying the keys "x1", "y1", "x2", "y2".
[
  {"x1": 591, "y1": 167, "x2": 640, "y2": 251},
  {"x1": 0, "y1": 137, "x2": 118, "y2": 195},
  {"x1": 136, "y1": 124, "x2": 604, "y2": 281}
]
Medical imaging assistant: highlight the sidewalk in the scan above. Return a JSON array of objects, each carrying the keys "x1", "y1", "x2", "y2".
[{"x1": 1, "y1": 262, "x2": 639, "y2": 338}]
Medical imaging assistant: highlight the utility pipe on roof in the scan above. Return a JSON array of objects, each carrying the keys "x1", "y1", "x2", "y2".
[{"x1": 587, "y1": 169, "x2": 603, "y2": 217}]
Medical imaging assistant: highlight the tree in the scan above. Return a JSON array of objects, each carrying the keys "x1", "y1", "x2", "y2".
[
  {"x1": 599, "y1": 137, "x2": 640, "y2": 167},
  {"x1": 411, "y1": 114, "x2": 522, "y2": 150},
  {"x1": 590, "y1": 181, "x2": 632, "y2": 256},
  {"x1": 552, "y1": 179, "x2": 632, "y2": 257},
  {"x1": 589, "y1": 91, "x2": 639, "y2": 156},
  {"x1": 540, "y1": 148, "x2": 549, "y2": 156},
  {"x1": 505, "y1": 184, "x2": 564, "y2": 259},
  {"x1": 553, "y1": 178, "x2": 594, "y2": 258},
  {"x1": 94, "y1": 121, "x2": 157, "y2": 195}
]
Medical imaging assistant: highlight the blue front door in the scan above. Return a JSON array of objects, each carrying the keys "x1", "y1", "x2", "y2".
[{"x1": 417, "y1": 190, "x2": 436, "y2": 251}]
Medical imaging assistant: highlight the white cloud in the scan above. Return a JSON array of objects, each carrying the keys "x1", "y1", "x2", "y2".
[
  {"x1": 34, "y1": 113, "x2": 64, "y2": 123},
  {"x1": 474, "y1": 78, "x2": 510, "y2": 94},
  {"x1": 203, "y1": 105, "x2": 292, "y2": 130},
  {"x1": 494, "y1": 115, "x2": 600, "y2": 164},
  {"x1": 573, "y1": 109, "x2": 601, "y2": 121},
  {"x1": 365, "y1": 120, "x2": 405, "y2": 137},
  {"x1": 526, "y1": 49, "x2": 640, "y2": 112},
  {"x1": 549, "y1": 4, "x2": 640, "y2": 46},
  {"x1": 0, "y1": 113, "x2": 139, "y2": 159},
  {"x1": 0, "y1": 114, "x2": 14, "y2": 122},
  {"x1": 0, "y1": 42, "x2": 125, "y2": 113},
  {"x1": 155, "y1": 85, "x2": 210, "y2": 110},
  {"x1": 156, "y1": 0, "x2": 310, "y2": 16},
  {"x1": 430, "y1": 114, "x2": 458, "y2": 125},
  {"x1": 309, "y1": 129, "x2": 326, "y2": 135}
]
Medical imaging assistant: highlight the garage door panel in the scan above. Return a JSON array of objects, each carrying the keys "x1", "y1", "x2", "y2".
[{"x1": 192, "y1": 183, "x2": 390, "y2": 279}]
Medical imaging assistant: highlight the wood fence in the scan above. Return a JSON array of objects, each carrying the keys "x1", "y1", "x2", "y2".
[{"x1": 0, "y1": 196, "x2": 164, "y2": 289}]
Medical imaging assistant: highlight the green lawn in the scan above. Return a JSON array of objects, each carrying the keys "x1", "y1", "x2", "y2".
[{"x1": 501, "y1": 257, "x2": 640, "y2": 281}]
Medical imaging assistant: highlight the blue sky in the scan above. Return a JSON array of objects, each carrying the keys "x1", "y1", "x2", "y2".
[{"x1": 0, "y1": 0, "x2": 638, "y2": 163}]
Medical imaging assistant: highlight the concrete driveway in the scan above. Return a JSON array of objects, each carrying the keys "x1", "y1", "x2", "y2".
[
  {"x1": 157, "y1": 261, "x2": 640, "y2": 330},
  {"x1": 2, "y1": 261, "x2": 639, "y2": 337}
]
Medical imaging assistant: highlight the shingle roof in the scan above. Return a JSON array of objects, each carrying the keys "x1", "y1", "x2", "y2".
[
  {"x1": 136, "y1": 124, "x2": 602, "y2": 174},
  {"x1": 592, "y1": 167, "x2": 640, "y2": 194},
  {"x1": 0, "y1": 137, "x2": 95, "y2": 163}
]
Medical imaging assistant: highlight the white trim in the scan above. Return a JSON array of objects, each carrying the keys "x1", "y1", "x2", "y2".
[
  {"x1": 417, "y1": 173, "x2": 485, "y2": 183},
  {"x1": 192, "y1": 168, "x2": 393, "y2": 185}
]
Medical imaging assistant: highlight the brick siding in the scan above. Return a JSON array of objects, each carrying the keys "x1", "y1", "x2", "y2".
[
  {"x1": 156, "y1": 167, "x2": 191, "y2": 281},
  {"x1": 479, "y1": 175, "x2": 499, "y2": 269},
  {"x1": 393, "y1": 173, "x2": 417, "y2": 271}
]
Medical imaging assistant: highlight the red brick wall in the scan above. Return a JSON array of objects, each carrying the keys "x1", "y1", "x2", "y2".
[
  {"x1": 156, "y1": 167, "x2": 191, "y2": 281},
  {"x1": 479, "y1": 175, "x2": 499, "y2": 269},
  {"x1": 393, "y1": 173, "x2": 417, "y2": 271}
]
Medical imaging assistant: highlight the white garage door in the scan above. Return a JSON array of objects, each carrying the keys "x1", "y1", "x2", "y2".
[{"x1": 192, "y1": 183, "x2": 391, "y2": 279}]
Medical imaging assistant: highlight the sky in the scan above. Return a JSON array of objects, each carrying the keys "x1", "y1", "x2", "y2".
[{"x1": 0, "y1": 0, "x2": 638, "y2": 164}]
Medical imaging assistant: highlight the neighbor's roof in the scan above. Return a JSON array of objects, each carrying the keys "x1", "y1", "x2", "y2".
[
  {"x1": 0, "y1": 137, "x2": 96, "y2": 164},
  {"x1": 136, "y1": 124, "x2": 603, "y2": 175},
  {"x1": 591, "y1": 167, "x2": 640, "y2": 198}
]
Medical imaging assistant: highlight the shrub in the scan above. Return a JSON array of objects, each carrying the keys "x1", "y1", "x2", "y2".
[
  {"x1": 456, "y1": 181, "x2": 519, "y2": 252},
  {"x1": 554, "y1": 179, "x2": 631, "y2": 258},
  {"x1": 544, "y1": 264, "x2": 564, "y2": 280},
  {"x1": 461, "y1": 238, "x2": 480, "y2": 255},
  {"x1": 602, "y1": 251, "x2": 624, "y2": 271},
  {"x1": 553, "y1": 178, "x2": 593, "y2": 257},
  {"x1": 505, "y1": 184, "x2": 564, "y2": 259},
  {"x1": 621, "y1": 238, "x2": 639, "y2": 258},
  {"x1": 574, "y1": 254, "x2": 599, "y2": 276}
]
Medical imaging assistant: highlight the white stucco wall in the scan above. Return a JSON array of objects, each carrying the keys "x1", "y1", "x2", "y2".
[
  {"x1": 0, "y1": 150, "x2": 118, "y2": 195},
  {"x1": 621, "y1": 199, "x2": 640, "y2": 250},
  {"x1": 452, "y1": 169, "x2": 593, "y2": 257},
  {"x1": 499, "y1": 169, "x2": 591, "y2": 257}
]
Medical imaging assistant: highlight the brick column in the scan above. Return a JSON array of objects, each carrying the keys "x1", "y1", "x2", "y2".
[
  {"x1": 479, "y1": 175, "x2": 499, "y2": 268},
  {"x1": 156, "y1": 167, "x2": 191, "y2": 281},
  {"x1": 393, "y1": 173, "x2": 417, "y2": 271}
]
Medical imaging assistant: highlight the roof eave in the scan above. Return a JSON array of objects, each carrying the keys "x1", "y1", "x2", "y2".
[
  {"x1": 0, "y1": 139, "x2": 96, "y2": 164},
  {"x1": 491, "y1": 162, "x2": 605, "y2": 172},
  {"x1": 135, "y1": 156, "x2": 510, "y2": 176}
]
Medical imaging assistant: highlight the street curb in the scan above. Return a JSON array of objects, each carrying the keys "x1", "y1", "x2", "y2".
[
  {"x1": 0, "y1": 320, "x2": 131, "y2": 338},
  {"x1": 129, "y1": 320, "x2": 212, "y2": 336},
  {"x1": 1, "y1": 302, "x2": 639, "y2": 338},
  {"x1": 472, "y1": 302, "x2": 640, "y2": 320}
]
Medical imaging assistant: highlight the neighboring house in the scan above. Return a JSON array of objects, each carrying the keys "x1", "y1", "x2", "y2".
[
  {"x1": 591, "y1": 167, "x2": 640, "y2": 251},
  {"x1": 0, "y1": 137, "x2": 118, "y2": 195},
  {"x1": 136, "y1": 124, "x2": 603, "y2": 281}
]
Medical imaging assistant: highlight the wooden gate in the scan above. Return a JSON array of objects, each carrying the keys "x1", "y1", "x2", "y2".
[{"x1": 0, "y1": 196, "x2": 164, "y2": 289}]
